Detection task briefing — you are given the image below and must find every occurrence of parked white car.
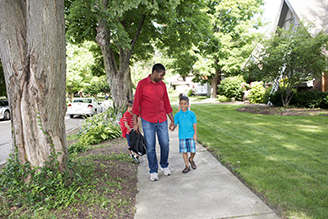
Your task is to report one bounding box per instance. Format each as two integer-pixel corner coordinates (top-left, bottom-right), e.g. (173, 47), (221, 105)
(0, 99), (10, 120)
(67, 98), (103, 118)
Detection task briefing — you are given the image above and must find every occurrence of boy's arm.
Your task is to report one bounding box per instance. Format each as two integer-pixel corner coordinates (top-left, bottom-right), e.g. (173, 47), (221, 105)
(193, 123), (197, 141)
(124, 122), (132, 131)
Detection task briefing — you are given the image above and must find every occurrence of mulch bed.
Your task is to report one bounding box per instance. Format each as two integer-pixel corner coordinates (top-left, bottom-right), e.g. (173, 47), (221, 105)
(236, 105), (328, 116)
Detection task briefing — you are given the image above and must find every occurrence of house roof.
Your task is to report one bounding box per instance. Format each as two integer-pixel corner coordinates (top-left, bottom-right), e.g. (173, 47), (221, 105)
(274, 0), (328, 34)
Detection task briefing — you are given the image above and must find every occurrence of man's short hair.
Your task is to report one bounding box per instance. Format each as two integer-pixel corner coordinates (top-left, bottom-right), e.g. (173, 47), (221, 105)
(179, 96), (189, 103)
(127, 99), (134, 107)
(152, 63), (165, 73)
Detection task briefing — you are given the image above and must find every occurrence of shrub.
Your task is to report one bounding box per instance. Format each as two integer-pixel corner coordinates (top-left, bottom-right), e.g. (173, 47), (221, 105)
(263, 87), (273, 104)
(247, 81), (266, 103)
(218, 76), (245, 101)
(187, 89), (195, 97)
(293, 91), (328, 109)
(77, 107), (123, 146)
(217, 95), (230, 102)
(269, 86), (297, 106)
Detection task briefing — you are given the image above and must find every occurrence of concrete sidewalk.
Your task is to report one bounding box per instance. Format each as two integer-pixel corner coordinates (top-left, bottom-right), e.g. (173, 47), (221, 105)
(135, 129), (280, 219)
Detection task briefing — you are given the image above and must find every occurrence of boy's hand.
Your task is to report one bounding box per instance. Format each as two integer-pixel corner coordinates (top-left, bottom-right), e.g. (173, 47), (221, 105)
(193, 135), (197, 141)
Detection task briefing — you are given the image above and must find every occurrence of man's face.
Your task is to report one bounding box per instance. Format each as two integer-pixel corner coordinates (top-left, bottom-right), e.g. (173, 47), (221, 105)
(179, 100), (189, 112)
(153, 70), (165, 82)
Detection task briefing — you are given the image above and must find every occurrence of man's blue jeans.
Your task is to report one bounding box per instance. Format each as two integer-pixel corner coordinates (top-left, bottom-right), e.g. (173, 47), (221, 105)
(141, 118), (170, 173)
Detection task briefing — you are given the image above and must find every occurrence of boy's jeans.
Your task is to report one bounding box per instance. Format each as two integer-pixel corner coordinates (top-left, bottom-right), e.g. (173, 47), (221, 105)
(141, 118), (170, 173)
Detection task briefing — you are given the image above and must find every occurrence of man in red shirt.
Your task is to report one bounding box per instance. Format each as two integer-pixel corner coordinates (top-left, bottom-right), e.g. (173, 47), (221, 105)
(133, 63), (175, 181)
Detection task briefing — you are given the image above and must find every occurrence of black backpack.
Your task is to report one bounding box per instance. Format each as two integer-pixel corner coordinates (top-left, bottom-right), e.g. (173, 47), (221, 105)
(129, 129), (147, 156)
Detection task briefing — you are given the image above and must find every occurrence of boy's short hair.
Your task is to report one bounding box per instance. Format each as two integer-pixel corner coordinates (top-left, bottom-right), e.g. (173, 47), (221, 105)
(152, 63), (165, 73)
(127, 99), (134, 107)
(179, 96), (189, 103)
(178, 93), (184, 99)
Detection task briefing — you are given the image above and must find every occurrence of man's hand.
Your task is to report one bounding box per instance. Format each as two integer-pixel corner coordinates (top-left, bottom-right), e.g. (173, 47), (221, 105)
(133, 123), (140, 134)
(169, 122), (175, 131)
(193, 134), (197, 141)
(133, 114), (140, 134)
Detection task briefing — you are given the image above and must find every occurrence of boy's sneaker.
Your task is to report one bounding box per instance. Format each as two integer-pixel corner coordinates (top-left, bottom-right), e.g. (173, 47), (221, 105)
(132, 155), (140, 163)
(162, 167), (171, 176)
(182, 166), (190, 173)
(150, 173), (159, 181)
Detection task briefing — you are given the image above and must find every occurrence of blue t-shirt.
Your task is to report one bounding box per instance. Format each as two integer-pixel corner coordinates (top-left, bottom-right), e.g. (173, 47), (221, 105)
(174, 109), (197, 139)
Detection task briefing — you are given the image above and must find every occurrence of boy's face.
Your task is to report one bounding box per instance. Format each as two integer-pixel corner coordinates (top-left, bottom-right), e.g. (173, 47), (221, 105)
(179, 100), (189, 112)
(128, 106), (133, 113)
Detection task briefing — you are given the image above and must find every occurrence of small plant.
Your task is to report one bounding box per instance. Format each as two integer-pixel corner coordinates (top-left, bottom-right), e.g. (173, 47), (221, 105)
(77, 107), (123, 146)
(247, 81), (266, 103)
(187, 89), (195, 97)
(217, 95), (230, 102)
(0, 148), (95, 211)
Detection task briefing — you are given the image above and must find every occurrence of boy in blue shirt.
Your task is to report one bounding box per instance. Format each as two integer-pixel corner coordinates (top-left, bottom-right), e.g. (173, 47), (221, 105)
(174, 96), (197, 173)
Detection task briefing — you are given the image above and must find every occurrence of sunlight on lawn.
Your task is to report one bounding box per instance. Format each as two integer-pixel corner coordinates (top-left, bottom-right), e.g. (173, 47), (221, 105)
(190, 103), (328, 219)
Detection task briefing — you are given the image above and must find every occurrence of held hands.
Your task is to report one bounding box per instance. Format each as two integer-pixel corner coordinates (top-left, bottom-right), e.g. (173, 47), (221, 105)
(169, 122), (176, 131)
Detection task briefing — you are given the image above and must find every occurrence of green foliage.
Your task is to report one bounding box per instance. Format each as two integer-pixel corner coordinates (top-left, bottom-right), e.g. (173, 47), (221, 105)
(77, 107), (123, 146)
(191, 0), (264, 84)
(187, 89), (195, 97)
(217, 95), (230, 102)
(66, 41), (97, 97)
(293, 91), (328, 109)
(83, 76), (110, 97)
(263, 87), (272, 104)
(0, 60), (6, 97)
(68, 143), (87, 154)
(247, 23), (328, 106)
(247, 81), (265, 103)
(0, 148), (94, 211)
(218, 76), (245, 101)
(269, 87), (297, 107)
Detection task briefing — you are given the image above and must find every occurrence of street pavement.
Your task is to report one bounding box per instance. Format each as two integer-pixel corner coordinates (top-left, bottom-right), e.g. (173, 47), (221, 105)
(0, 115), (83, 165)
(134, 128), (280, 219)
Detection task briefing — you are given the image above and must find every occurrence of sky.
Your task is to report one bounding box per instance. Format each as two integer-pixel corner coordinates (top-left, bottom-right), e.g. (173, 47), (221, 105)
(261, 0), (282, 26)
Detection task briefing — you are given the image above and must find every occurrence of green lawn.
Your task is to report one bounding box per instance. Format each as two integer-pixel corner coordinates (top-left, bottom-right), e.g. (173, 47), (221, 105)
(174, 104), (328, 219)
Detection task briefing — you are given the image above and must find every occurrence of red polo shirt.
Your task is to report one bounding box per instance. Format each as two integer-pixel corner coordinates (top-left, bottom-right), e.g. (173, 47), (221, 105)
(132, 75), (172, 123)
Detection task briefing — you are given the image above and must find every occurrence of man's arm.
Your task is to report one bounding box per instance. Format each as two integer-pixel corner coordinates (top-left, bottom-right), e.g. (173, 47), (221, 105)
(133, 114), (139, 134)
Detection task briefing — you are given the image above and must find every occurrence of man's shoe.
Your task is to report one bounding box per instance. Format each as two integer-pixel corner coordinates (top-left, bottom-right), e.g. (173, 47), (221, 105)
(132, 155), (140, 163)
(150, 173), (159, 181)
(182, 166), (190, 173)
(162, 167), (171, 176)
(189, 157), (197, 170)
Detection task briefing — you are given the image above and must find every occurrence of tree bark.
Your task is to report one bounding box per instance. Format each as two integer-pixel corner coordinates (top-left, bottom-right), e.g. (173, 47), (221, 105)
(211, 57), (221, 99)
(95, 1), (145, 107)
(0, 0), (68, 169)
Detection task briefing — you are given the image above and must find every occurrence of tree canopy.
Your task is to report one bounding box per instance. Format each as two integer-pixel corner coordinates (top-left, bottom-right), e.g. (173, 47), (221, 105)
(246, 24), (328, 106)
(65, 0), (210, 106)
(170, 0), (264, 98)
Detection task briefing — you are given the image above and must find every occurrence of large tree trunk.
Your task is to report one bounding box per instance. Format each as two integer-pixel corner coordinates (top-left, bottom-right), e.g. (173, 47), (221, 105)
(210, 58), (221, 99)
(0, 0), (68, 169)
(95, 1), (145, 107)
(96, 20), (133, 107)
